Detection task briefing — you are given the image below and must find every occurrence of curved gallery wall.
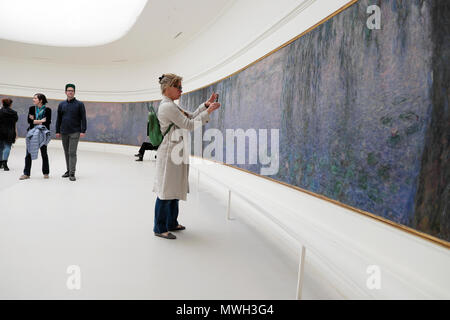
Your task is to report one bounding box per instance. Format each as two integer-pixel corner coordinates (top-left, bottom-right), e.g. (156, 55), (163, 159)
(1, 0), (448, 245)
(179, 0), (449, 244)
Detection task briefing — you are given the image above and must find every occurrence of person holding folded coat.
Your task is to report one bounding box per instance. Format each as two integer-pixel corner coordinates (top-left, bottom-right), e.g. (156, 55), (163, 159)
(19, 93), (51, 180)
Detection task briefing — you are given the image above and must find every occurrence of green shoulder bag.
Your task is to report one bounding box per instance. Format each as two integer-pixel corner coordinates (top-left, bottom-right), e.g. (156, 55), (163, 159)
(148, 105), (173, 147)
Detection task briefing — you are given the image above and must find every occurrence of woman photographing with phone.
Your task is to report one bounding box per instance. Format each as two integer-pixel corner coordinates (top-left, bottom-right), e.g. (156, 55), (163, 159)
(153, 73), (220, 240)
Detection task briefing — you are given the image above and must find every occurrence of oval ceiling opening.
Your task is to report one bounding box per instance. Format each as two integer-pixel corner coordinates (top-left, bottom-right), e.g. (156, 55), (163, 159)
(0, 0), (148, 47)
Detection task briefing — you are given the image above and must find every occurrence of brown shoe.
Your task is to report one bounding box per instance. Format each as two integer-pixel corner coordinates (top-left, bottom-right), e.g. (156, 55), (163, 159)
(169, 225), (186, 231)
(19, 175), (30, 180)
(154, 232), (176, 240)
(44, 175), (49, 179)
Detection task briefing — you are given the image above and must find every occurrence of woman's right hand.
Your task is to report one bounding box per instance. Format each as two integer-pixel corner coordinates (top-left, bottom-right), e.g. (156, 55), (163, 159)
(205, 93), (218, 107)
(29, 115), (34, 120)
(207, 102), (221, 114)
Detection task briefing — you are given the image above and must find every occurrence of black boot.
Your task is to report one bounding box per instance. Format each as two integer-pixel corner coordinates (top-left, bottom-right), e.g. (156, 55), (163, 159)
(0, 161), (3, 169)
(135, 154), (143, 161)
(3, 161), (9, 171)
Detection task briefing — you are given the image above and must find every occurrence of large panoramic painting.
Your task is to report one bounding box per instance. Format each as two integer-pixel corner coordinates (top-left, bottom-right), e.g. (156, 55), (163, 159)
(1, 0), (448, 243)
(179, 0), (449, 243)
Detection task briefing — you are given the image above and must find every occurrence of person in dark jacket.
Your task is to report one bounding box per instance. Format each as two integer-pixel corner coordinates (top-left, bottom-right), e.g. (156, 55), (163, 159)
(134, 116), (158, 161)
(19, 93), (52, 180)
(0, 98), (18, 171)
(55, 83), (87, 182)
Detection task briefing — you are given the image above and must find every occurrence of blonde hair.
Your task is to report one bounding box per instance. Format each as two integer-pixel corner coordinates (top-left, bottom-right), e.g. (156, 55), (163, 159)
(158, 73), (183, 94)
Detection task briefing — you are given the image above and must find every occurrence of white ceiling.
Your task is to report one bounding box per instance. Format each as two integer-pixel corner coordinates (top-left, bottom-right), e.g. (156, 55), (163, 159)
(0, 0), (233, 65)
(0, 0), (148, 47)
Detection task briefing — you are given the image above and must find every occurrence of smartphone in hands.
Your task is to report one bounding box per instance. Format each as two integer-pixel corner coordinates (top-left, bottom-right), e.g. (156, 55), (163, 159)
(215, 93), (219, 102)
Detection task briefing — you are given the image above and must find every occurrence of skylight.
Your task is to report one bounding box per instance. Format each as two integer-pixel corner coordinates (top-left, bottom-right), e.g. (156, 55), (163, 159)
(0, 0), (148, 47)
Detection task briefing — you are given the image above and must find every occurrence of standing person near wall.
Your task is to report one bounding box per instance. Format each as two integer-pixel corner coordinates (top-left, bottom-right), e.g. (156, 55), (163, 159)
(0, 99), (18, 171)
(153, 73), (220, 239)
(19, 94), (52, 180)
(55, 84), (87, 182)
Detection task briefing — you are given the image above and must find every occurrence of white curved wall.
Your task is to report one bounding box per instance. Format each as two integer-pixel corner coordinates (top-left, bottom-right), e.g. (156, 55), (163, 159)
(0, 0), (351, 101)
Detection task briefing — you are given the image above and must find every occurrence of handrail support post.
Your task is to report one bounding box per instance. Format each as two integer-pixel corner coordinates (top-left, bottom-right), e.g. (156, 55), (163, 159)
(296, 245), (306, 300)
(227, 189), (232, 220)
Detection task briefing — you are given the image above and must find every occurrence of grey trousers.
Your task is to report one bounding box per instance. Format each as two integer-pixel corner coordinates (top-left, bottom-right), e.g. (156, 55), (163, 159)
(61, 132), (80, 175)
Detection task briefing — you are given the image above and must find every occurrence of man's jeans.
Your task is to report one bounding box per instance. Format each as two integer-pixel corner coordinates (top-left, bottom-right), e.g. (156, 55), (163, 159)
(61, 132), (80, 175)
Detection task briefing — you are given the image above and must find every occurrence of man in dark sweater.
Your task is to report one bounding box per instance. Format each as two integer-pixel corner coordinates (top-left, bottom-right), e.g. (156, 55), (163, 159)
(55, 84), (87, 181)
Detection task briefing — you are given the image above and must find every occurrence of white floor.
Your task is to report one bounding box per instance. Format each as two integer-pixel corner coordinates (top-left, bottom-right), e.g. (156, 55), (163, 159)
(0, 143), (302, 299)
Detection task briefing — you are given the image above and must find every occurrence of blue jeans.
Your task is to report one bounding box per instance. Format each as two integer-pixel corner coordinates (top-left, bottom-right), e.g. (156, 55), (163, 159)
(0, 141), (12, 161)
(154, 198), (179, 234)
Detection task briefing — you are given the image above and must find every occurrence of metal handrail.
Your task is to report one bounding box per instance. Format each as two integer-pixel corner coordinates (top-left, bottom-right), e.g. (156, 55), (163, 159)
(192, 164), (377, 299)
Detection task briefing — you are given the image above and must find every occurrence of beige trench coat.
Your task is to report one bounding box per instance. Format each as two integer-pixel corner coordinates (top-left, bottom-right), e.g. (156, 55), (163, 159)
(152, 96), (210, 200)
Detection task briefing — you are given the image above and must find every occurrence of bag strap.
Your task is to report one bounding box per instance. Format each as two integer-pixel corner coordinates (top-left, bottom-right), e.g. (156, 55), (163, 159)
(163, 123), (174, 137)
